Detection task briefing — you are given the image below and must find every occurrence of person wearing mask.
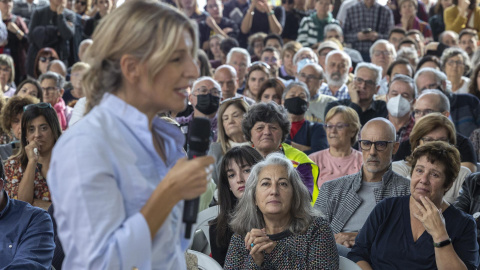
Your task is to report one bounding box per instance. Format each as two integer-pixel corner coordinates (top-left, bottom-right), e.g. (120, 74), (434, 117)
(386, 74), (416, 143)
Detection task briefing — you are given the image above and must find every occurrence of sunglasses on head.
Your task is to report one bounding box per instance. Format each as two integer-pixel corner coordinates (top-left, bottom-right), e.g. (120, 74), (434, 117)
(40, 56), (56, 63)
(23, 102), (53, 112)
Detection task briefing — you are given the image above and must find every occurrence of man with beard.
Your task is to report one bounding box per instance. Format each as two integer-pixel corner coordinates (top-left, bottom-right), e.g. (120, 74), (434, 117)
(320, 50), (351, 100)
(325, 62), (387, 125)
(314, 118), (410, 256)
(458, 29), (478, 60)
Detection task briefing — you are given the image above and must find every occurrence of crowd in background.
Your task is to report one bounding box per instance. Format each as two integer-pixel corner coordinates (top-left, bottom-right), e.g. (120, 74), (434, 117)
(0, 0), (480, 268)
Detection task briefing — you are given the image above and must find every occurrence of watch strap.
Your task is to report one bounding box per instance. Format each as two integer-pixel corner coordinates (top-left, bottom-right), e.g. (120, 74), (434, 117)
(433, 238), (451, 248)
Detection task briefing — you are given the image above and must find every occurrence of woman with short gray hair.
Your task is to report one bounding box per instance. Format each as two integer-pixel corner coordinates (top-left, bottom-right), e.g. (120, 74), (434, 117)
(441, 47), (471, 93)
(224, 153), (338, 269)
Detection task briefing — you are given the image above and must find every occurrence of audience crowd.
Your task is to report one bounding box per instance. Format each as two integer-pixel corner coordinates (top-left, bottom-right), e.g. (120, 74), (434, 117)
(0, 0), (480, 268)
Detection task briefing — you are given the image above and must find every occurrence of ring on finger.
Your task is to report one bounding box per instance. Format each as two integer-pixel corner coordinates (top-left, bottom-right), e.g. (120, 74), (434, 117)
(251, 243), (255, 247)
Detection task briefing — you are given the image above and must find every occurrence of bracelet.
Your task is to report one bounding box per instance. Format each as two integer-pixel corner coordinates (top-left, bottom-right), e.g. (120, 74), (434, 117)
(433, 238), (451, 248)
(267, 10), (274, 16)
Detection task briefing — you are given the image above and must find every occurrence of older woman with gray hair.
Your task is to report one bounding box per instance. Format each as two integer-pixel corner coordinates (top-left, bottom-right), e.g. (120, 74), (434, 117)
(441, 47), (472, 93)
(242, 102), (320, 205)
(282, 81), (328, 155)
(224, 153), (339, 269)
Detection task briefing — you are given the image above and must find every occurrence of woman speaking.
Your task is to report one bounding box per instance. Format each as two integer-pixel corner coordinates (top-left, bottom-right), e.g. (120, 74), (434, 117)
(47, 1), (214, 269)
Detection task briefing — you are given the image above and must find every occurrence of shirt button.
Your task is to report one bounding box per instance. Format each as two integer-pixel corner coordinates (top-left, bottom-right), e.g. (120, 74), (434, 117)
(8, 244), (12, 248)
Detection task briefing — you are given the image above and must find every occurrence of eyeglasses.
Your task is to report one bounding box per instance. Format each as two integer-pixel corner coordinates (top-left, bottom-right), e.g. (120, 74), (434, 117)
(413, 109), (438, 117)
(41, 86), (59, 93)
(262, 57), (278, 63)
(0, 67), (11, 73)
(324, 123), (349, 130)
(193, 86), (221, 97)
(419, 83), (441, 91)
(359, 140), (394, 151)
(420, 137), (449, 143)
(446, 60), (464, 67)
(23, 102), (52, 112)
(299, 73), (322, 81)
(354, 77), (376, 88)
(40, 56), (56, 63)
(373, 50), (392, 57)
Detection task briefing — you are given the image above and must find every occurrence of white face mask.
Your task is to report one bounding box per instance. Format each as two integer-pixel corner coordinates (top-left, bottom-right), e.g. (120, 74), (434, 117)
(296, 58), (314, 74)
(387, 95), (412, 118)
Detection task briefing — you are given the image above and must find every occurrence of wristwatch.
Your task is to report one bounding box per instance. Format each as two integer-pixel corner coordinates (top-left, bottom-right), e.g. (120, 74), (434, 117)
(267, 10), (274, 16)
(433, 238), (451, 248)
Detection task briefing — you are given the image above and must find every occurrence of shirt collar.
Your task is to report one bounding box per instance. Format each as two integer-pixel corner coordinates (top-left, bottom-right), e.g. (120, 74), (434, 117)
(354, 164), (394, 191)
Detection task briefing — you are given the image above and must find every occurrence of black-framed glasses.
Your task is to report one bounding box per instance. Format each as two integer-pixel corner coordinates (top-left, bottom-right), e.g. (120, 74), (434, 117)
(353, 77), (376, 88)
(23, 102), (52, 112)
(359, 140), (394, 151)
(299, 73), (322, 81)
(41, 86), (59, 93)
(325, 123), (350, 130)
(413, 109), (439, 117)
(193, 87), (221, 97)
(40, 56), (56, 63)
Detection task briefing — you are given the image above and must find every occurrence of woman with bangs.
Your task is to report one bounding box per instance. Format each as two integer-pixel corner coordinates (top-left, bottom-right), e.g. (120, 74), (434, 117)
(46, 1), (215, 268)
(33, 48), (59, 79)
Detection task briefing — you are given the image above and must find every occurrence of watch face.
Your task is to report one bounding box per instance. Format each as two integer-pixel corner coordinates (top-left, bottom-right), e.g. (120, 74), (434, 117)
(474, 212), (480, 220)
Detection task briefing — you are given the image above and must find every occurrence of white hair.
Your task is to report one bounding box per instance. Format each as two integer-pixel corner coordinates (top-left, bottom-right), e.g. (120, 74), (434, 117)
(354, 62), (383, 86)
(215, 64), (237, 78)
(325, 50), (352, 70)
(370, 39), (397, 59)
(414, 67), (450, 92)
(226, 47), (251, 67)
(191, 76), (222, 96)
(293, 47), (319, 64)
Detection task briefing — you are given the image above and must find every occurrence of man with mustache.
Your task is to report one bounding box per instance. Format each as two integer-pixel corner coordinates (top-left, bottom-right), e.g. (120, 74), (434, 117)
(314, 118), (410, 256)
(319, 50), (351, 100)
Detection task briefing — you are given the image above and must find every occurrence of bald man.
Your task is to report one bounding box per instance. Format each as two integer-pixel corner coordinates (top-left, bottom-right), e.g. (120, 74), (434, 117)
(214, 65), (255, 105)
(315, 118), (410, 256)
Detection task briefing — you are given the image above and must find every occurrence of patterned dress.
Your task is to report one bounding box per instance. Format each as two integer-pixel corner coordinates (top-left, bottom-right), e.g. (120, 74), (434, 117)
(4, 158), (51, 201)
(224, 217), (339, 269)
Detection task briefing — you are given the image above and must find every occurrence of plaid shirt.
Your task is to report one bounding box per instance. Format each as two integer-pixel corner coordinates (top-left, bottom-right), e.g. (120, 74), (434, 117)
(319, 83), (350, 100)
(395, 115), (415, 143)
(343, 2), (394, 53)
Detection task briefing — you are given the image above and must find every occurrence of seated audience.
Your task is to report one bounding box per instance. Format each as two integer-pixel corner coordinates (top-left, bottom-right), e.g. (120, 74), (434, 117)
(349, 142), (479, 269)
(226, 47), (251, 94)
(441, 47), (472, 94)
(416, 54), (442, 70)
(214, 65), (255, 104)
(386, 75), (416, 143)
(33, 48), (59, 79)
(308, 105), (362, 188)
(296, 0), (338, 47)
(243, 62), (270, 100)
(39, 72), (70, 131)
(247, 32), (267, 62)
(459, 29), (478, 59)
(1, 2), (28, 85)
(396, 0), (432, 39)
(282, 82), (328, 155)
(278, 41), (301, 81)
(63, 62), (89, 106)
(47, 59), (67, 78)
(386, 58), (414, 80)
(4, 102), (61, 210)
(0, 54), (16, 97)
(393, 113), (472, 203)
(14, 79), (43, 101)
(325, 62), (387, 125)
(242, 102), (320, 203)
(394, 89), (478, 173)
(315, 118), (410, 256)
(323, 24), (364, 67)
(263, 33), (283, 51)
(209, 146), (263, 267)
(428, 0), (452, 41)
(316, 40), (341, 70)
(320, 50), (351, 100)
(258, 78), (284, 104)
(414, 67), (480, 138)
(225, 153), (339, 269)
(439, 30), (460, 47)
(260, 47), (281, 77)
(208, 34), (225, 61)
(444, 0), (480, 38)
(0, 162), (55, 268)
(208, 98), (250, 184)
(455, 172), (480, 249)
(0, 95), (39, 158)
(370, 40), (396, 95)
(298, 62), (337, 123)
(388, 27), (407, 50)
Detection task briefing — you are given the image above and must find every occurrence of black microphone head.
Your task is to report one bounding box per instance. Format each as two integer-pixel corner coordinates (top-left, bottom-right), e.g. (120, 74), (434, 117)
(188, 117), (211, 153)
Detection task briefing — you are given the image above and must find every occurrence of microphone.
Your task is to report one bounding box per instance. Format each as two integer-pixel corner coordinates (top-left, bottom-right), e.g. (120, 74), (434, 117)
(183, 117), (211, 238)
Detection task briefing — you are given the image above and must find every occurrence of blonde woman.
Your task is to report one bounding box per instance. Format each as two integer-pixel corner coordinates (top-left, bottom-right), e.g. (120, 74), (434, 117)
(47, 1), (214, 268)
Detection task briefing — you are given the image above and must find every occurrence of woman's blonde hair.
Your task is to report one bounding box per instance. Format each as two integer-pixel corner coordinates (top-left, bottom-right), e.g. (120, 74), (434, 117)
(82, 0), (198, 113)
(0, 54), (15, 84)
(325, 105), (361, 146)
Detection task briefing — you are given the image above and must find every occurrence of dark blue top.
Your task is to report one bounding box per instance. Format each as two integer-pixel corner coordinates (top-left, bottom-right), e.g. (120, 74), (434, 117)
(348, 196), (479, 270)
(286, 120), (328, 155)
(0, 191), (55, 269)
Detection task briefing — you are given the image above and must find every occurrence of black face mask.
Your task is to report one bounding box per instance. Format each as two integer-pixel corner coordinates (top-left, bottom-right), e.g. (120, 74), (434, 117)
(195, 94), (220, 115)
(283, 97), (308, 115)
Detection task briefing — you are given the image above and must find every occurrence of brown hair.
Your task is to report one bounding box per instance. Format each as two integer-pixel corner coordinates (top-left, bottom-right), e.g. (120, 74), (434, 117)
(408, 113), (456, 152)
(409, 141), (460, 190)
(257, 78), (285, 103)
(0, 95), (39, 134)
(245, 64), (270, 100)
(217, 98), (249, 154)
(33, 48), (59, 79)
(468, 63), (480, 100)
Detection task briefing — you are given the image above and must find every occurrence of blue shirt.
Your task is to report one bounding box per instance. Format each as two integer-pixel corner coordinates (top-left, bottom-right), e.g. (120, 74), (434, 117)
(47, 94), (190, 269)
(319, 83), (350, 100)
(348, 196), (479, 269)
(0, 191), (54, 269)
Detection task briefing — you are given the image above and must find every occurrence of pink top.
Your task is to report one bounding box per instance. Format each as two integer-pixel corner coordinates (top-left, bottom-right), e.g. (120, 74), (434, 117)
(308, 148), (363, 189)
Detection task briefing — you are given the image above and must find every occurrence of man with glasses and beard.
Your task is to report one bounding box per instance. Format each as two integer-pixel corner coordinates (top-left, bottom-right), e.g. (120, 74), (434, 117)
(314, 118), (410, 257)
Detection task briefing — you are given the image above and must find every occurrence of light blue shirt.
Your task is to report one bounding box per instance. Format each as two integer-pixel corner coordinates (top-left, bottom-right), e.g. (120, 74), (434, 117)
(47, 93), (189, 269)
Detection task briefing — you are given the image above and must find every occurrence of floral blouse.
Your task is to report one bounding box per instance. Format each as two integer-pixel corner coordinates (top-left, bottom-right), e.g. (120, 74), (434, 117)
(4, 158), (51, 201)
